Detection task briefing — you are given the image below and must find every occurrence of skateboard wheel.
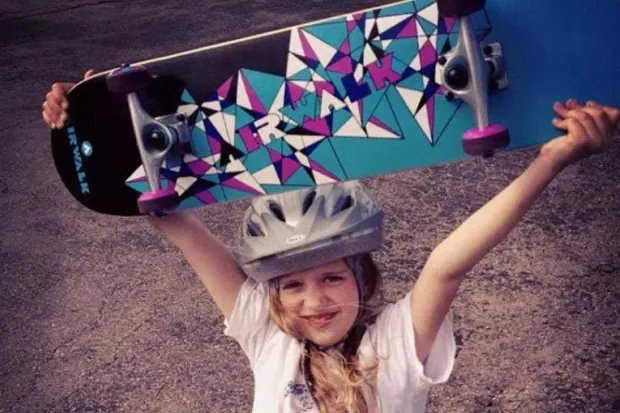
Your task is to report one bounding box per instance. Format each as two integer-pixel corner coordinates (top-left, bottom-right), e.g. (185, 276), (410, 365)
(137, 187), (180, 214)
(437, 0), (486, 17)
(462, 124), (510, 156)
(106, 64), (151, 94)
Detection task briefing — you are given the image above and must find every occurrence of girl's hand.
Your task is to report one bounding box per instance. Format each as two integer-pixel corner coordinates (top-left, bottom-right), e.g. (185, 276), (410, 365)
(542, 99), (620, 169)
(42, 69), (95, 129)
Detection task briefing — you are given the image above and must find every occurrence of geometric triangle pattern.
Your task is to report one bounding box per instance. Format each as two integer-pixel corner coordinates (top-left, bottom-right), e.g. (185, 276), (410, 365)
(126, 1), (491, 207)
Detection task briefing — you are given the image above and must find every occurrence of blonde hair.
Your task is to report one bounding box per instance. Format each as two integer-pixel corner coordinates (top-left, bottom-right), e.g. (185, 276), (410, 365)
(267, 253), (385, 413)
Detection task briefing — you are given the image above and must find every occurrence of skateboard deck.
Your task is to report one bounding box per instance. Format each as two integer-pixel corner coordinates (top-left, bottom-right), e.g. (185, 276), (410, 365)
(51, 0), (620, 216)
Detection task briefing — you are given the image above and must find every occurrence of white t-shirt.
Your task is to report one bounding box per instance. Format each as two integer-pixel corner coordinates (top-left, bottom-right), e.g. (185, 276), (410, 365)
(224, 279), (456, 413)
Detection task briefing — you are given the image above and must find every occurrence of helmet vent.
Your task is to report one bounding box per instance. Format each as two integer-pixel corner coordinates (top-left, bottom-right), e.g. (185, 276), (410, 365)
(247, 219), (264, 236)
(268, 202), (286, 222)
(302, 190), (316, 214)
(333, 194), (353, 215)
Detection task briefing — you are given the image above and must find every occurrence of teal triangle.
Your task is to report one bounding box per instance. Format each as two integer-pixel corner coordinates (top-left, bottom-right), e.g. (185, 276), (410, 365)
(235, 106), (256, 129)
(222, 185), (254, 202)
(196, 111), (206, 122)
(191, 126), (211, 158)
(243, 146), (273, 174)
(223, 104), (236, 115)
(241, 69), (285, 111)
(417, 15), (437, 37)
(361, 85), (389, 125)
(325, 71), (347, 98)
(281, 142), (294, 157)
(414, 0), (436, 11)
(290, 68), (313, 81)
(398, 71), (425, 92)
(307, 140), (346, 180)
(386, 38), (419, 68)
(349, 26), (366, 56)
(369, 91), (402, 136)
(280, 92), (318, 125)
(209, 185), (226, 202)
(233, 132), (248, 154)
(286, 167), (315, 186)
(181, 89), (196, 104)
(303, 19), (348, 49)
(201, 173), (220, 184)
(378, 2), (416, 16)
(179, 196), (208, 210)
(436, 33), (451, 55)
(332, 108), (354, 133)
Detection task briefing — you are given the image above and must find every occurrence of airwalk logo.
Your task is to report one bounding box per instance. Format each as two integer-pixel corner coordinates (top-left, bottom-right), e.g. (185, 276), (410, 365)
(67, 126), (90, 194)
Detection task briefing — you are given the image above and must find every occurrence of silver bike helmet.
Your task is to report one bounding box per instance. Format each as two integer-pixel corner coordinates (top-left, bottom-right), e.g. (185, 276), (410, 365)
(237, 180), (384, 282)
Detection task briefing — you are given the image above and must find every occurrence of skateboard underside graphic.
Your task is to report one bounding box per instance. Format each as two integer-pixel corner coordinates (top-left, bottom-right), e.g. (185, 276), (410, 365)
(123, 1), (491, 209)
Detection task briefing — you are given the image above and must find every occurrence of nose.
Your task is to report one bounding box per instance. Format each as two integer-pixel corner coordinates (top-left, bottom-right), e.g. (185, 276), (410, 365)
(303, 283), (329, 311)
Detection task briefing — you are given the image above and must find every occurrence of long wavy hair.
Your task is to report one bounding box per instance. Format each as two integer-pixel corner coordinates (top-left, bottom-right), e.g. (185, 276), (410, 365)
(267, 253), (385, 413)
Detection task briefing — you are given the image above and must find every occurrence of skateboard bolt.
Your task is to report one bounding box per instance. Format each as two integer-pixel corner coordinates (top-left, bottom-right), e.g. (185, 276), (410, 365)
(483, 45), (493, 56)
(446, 65), (469, 90)
(438, 55), (447, 66)
(148, 131), (168, 151)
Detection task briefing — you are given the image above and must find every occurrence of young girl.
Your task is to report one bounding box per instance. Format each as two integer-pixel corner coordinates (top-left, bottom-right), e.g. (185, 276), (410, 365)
(42, 71), (619, 412)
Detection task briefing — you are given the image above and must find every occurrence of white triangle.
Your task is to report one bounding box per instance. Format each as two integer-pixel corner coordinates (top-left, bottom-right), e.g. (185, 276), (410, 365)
(292, 79), (315, 93)
(209, 112), (235, 145)
(254, 164), (281, 185)
(231, 171), (265, 194)
(376, 14), (410, 34)
(284, 134), (325, 150)
(396, 87), (424, 115)
(236, 72), (252, 111)
(269, 83), (287, 114)
(201, 101), (221, 111)
(175, 176), (198, 192)
(410, 53), (421, 71)
(365, 18), (376, 38)
(418, 3), (439, 26)
(295, 151), (310, 168)
(354, 64), (364, 82)
(205, 166), (219, 175)
(335, 116), (368, 137)
(224, 157), (246, 173)
(178, 104), (199, 117)
(184, 154), (199, 163)
(363, 43), (378, 66)
(301, 29), (338, 68)
(311, 70), (327, 82)
(127, 165), (146, 182)
(381, 40), (393, 50)
(366, 121), (400, 139)
(415, 104), (432, 143)
(313, 170), (337, 185)
(344, 97), (363, 124)
(202, 154), (221, 165)
(286, 52), (309, 78)
(320, 91), (347, 117)
(289, 29), (304, 56)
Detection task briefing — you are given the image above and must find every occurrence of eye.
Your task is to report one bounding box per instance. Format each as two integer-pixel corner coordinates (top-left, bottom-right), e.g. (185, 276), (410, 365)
(281, 280), (303, 290)
(324, 274), (344, 283)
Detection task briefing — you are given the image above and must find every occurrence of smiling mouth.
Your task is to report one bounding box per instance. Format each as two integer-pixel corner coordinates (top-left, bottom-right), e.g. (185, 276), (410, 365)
(303, 311), (339, 328)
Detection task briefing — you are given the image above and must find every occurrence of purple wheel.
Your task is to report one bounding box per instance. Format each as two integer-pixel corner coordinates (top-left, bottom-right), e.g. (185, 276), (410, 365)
(137, 187), (180, 215)
(106, 64), (151, 94)
(437, 0), (486, 17)
(462, 124), (510, 157)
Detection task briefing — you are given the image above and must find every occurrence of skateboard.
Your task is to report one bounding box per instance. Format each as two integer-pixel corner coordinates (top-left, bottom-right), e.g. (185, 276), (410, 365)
(51, 0), (620, 216)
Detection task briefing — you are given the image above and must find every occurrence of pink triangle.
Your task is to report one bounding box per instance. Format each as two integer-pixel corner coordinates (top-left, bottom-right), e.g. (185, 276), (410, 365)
(398, 18), (417, 38)
(197, 190), (217, 204)
(280, 158), (302, 183)
(240, 72), (268, 114)
(222, 176), (262, 195)
(303, 117), (331, 136)
(309, 160), (338, 180)
(369, 116), (397, 135)
(217, 77), (233, 99)
(328, 56), (354, 75)
(239, 125), (260, 152)
(314, 81), (336, 97)
(347, 19), (358, 33)
(268, 148), (283, 163)
(298, 30), (320, 62)
(287, 82), (307, 106)
(420, 40), (437, 68)
(445, 17), (456, 33)
(208, 136), (221, 155)
(187, 159), (212, 176)
(339, 39), (351, 55)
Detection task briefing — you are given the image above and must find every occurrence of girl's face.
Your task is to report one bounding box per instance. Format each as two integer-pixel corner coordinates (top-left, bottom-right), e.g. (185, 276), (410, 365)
(277, 259), (360, 347)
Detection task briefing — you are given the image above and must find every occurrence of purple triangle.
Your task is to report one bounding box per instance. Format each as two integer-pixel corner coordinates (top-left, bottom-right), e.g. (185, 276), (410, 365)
(309, 160), (338, 180)
(208, 136), (222, 155)
(419, 40), (437, 68)
(187, 159), (212, 176)
(398, 18), (417, 38)
(241, 72), (267, 114)
(197, 190), (217, 204)
(303, 117), (331, 136)
(217, 77), (233, 99)
(268, 148), (283, 163)
(239, 125), (260, 152)
(222, 176), (262, 195)
(280, 158), (302, 183)
(328, 56), (354, 75)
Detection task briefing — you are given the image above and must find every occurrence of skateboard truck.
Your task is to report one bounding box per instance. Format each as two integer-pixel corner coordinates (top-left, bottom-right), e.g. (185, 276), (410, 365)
(437, 0), (510, 158)
(106, 64), (191, 214)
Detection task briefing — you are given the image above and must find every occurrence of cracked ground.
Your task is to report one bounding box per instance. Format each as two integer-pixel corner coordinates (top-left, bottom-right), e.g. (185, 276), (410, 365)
(1, 1), (620, 412)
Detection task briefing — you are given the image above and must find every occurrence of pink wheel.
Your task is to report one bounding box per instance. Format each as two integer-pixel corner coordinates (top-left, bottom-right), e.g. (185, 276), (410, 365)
(462, 124), (510, 157)
(137, 187), (180, 214)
